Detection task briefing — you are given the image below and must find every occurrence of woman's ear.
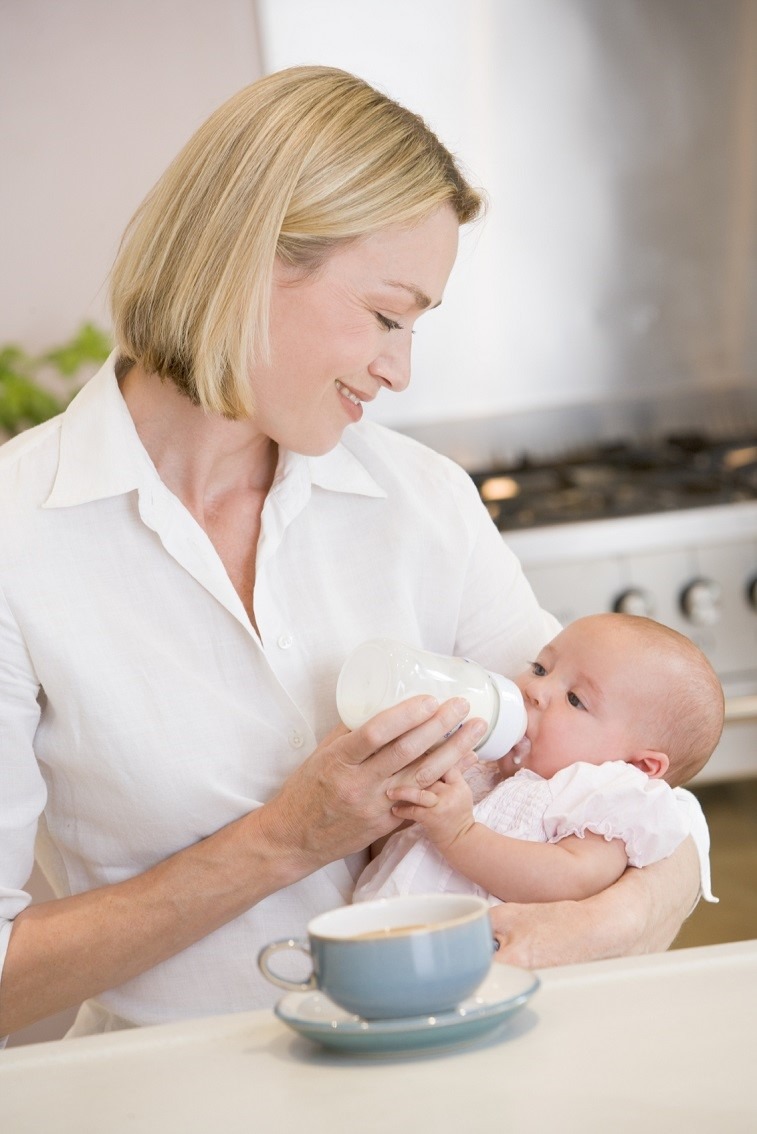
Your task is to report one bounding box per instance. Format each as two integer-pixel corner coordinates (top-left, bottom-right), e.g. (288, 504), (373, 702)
(628, 749), (670, 779)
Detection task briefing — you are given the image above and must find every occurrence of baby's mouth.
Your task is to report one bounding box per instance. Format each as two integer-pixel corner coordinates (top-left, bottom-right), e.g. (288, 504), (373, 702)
(509, 735), (532, 767)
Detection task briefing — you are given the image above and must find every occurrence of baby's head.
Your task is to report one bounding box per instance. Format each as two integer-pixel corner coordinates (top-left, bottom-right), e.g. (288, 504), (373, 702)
(506, 613), (724, 787)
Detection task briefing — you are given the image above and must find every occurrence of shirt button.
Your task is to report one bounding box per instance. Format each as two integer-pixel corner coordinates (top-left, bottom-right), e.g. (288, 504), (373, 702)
(277, 633), (293, 650)
(289, 731), (304, 749)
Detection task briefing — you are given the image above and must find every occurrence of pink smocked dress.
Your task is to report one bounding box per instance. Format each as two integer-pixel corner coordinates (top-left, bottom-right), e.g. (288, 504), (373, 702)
(353, 761), (701, 904)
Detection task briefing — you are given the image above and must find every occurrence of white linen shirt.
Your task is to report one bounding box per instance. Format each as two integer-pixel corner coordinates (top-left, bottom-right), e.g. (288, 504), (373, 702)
(0, 355), (568, 1034)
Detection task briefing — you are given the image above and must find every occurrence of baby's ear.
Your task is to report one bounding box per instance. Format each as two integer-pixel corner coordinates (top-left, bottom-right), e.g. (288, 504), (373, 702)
(628, 749), (670, 779)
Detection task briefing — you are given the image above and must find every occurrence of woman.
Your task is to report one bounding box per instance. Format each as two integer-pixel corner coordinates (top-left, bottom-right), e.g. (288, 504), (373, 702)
(0, 67), (705, 1038)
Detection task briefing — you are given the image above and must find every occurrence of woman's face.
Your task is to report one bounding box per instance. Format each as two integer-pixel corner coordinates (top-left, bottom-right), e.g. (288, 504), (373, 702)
(250, 205), (460, 455)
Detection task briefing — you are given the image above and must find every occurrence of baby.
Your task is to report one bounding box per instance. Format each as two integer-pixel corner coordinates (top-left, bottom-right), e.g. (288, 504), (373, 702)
(353, 613), (725, 905)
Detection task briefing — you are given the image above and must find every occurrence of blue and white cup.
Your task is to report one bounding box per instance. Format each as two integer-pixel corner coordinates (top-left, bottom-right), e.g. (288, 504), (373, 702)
(257, 894), (495, 1020)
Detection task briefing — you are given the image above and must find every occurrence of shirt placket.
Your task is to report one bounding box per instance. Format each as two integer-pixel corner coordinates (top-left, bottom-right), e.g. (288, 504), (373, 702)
(137, 458), (319, 757)
(252, 459), (317, 754)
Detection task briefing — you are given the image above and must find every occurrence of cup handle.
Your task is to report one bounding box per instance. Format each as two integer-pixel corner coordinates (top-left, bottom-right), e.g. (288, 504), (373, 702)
(257, 937), (318, 992)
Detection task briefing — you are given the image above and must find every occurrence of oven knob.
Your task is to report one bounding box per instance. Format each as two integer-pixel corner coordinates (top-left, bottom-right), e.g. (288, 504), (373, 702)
(680, 578), (722, 625)
(612, 588), (655, 618)
(748, 576), (757, 611)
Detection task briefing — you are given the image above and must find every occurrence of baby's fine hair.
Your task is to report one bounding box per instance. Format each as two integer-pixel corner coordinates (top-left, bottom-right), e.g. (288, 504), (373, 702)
(607, 614), (725, 786)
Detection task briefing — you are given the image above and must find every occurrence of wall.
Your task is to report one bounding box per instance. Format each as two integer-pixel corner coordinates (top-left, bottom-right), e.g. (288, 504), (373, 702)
(4, 1), (754, 428)
(259, 0), (757, 430)
(0, 0), (262, 351)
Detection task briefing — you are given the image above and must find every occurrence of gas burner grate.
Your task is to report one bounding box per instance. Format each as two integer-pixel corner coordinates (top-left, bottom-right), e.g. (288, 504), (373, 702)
(472, 431), (757, 531)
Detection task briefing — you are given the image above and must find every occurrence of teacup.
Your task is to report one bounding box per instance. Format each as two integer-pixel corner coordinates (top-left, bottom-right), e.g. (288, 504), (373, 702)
(257, 893), (495, 1019)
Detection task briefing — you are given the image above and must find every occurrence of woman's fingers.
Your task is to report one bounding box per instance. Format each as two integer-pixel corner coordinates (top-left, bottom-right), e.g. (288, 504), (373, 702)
(338, 695), (472, 770)
(335, 695), (439, 764)
(441, 764), (464, 786)
(263, 697), (486, 867)
(336, 691), (487, 798)
(388, 716), (487, 793)
(387, 784), (439, 808)
(488, 900), (593, 969)
(390, 802), (429, 822)
(268, 698), (486, 864)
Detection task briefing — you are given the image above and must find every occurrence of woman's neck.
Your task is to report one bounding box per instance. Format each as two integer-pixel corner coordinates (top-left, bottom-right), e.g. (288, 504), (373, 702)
(118, 364), (278, 510)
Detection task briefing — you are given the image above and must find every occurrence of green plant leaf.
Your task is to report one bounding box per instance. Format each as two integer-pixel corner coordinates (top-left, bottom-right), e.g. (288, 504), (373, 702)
(0, 374), (63, 433)
(43, 322), (112, 376)
(0, 345), (34, 382)
(0, 324), (111, 436)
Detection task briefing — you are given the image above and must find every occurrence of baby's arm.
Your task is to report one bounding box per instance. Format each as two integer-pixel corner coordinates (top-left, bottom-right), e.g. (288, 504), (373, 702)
(388, 768), (628, 903)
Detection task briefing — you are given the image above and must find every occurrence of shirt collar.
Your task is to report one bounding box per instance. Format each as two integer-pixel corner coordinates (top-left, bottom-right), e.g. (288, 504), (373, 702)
(307, 439), (387, 499)
(44, 353), (387, 509)
(44, 352), (158, 509)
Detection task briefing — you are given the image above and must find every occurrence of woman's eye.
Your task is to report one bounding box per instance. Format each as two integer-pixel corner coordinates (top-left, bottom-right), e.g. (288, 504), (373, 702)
(375, 313), (403, 331)
(567, 691), (585, 710)
(530, 662), (546, 677)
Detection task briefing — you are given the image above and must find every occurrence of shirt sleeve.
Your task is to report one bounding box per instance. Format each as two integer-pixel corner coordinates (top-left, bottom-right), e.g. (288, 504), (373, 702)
(671, 784), (717, 903)
(541, 761), (692, 869)
(449, 471), (561, 676)
(0, 579), (47, 1014)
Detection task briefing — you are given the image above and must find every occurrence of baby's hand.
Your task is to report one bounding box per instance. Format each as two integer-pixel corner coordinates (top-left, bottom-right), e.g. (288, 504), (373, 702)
(386, 766), (475, 851)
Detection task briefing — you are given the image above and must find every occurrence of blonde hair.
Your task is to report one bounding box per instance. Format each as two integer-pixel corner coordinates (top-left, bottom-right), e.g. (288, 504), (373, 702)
(596, 614), (725, 787)
(109, 66), (483, 418)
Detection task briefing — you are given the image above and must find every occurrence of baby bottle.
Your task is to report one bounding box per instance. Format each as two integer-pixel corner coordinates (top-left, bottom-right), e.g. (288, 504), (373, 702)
(336, 638), (527, 761)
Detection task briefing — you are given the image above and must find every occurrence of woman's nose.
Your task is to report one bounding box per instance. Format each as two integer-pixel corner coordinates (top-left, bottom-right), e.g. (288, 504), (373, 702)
(368, 333), (412, 392)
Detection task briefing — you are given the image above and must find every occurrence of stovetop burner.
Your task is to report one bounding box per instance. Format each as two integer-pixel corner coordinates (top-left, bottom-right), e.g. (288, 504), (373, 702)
(472, 432), (757, 531)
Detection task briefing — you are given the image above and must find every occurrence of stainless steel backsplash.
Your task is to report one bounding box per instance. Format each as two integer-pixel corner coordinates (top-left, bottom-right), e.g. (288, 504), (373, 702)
(557, 0), (757, 397)
(398, 0), (757, 451)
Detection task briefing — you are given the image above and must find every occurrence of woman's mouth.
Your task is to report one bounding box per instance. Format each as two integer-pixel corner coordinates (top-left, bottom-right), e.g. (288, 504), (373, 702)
(335, 379), (362, 407)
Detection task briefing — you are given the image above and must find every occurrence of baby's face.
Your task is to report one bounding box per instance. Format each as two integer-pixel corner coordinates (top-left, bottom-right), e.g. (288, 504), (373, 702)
(502, 618), (660, 780)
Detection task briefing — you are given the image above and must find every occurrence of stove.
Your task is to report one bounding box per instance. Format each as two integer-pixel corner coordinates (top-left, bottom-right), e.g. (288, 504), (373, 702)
(402, 394), (757, 784)
(467, 431), (757, 784)
(472, 433), (757, 532)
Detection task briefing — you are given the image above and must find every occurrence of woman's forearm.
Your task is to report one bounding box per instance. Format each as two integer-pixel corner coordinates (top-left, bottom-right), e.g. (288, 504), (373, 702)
(0, 808), (308, 1036)
(598, 833), (701, 953)
(0, 699), (486, 1036)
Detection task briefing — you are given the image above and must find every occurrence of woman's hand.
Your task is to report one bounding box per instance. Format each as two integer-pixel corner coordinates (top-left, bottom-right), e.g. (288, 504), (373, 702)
(0, 698), (485, 1037)
(257, 696), (488, 872)
(489, 836), (701, 969)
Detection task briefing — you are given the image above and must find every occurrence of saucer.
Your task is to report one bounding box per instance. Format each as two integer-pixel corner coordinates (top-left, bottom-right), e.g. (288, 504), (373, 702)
(274, 963), (539, 1055)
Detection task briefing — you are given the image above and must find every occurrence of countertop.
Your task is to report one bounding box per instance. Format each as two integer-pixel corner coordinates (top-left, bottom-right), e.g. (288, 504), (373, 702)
(2, 940), (754, 1133)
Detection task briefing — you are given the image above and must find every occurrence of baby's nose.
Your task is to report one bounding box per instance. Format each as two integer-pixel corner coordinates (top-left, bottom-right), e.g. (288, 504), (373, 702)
(523, 678), (547, 707)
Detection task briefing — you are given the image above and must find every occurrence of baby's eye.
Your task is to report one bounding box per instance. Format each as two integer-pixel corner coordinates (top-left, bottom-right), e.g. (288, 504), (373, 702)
(530, 661), (547, 677)
(375, 313), (403, 331)
(567, 691), (586, 710)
